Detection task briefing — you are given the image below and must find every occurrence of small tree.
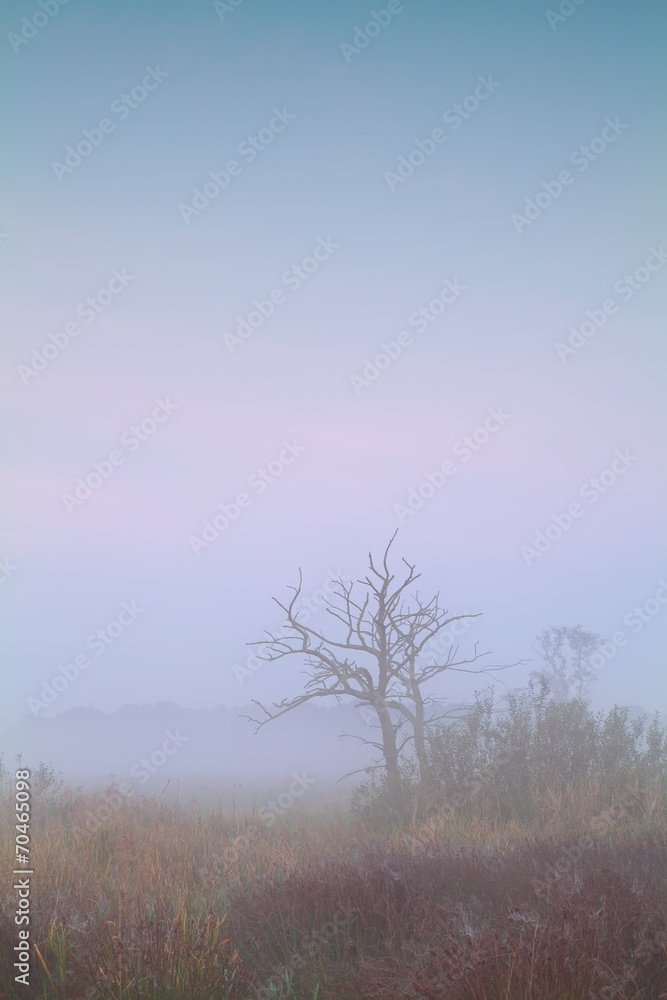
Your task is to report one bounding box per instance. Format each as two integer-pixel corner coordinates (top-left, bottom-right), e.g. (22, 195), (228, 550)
(530, 625), (604, 702)
(244, 533), (517, 802)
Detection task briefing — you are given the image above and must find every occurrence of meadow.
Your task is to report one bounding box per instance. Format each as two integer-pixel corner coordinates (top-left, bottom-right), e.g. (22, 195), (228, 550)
(1, 767), (666, 999)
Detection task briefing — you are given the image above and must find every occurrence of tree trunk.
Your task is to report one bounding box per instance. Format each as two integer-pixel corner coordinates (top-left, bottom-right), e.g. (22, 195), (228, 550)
(406, 667), (433, 787)
(376, 704), (402, 800)
(412, 694), (433, 787)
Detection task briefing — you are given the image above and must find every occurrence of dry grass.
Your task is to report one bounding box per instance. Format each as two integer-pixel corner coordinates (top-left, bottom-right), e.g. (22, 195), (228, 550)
(1, 781), (666, 999)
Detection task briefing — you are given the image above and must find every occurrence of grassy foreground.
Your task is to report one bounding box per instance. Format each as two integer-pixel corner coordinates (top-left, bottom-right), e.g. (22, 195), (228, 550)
(1, 781), (666, 999)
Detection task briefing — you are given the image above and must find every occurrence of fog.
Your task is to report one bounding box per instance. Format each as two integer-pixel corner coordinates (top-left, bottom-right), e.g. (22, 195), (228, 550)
(2, 0), (666, 796)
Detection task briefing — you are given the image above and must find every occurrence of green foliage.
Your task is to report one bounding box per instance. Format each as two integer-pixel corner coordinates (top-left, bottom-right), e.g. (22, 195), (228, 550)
(424, 679), (667, 819)
(355, 678), (667, 823)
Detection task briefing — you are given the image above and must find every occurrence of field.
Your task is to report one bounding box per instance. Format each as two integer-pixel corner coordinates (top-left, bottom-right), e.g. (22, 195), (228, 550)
(1, 777), (666, 999)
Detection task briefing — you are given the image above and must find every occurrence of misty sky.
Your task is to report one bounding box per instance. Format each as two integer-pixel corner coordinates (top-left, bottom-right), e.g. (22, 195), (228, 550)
(1, 0), (666, 735)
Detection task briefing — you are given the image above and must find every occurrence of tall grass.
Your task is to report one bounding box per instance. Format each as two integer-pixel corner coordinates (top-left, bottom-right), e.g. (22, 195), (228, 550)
(1, 776), (666, 999)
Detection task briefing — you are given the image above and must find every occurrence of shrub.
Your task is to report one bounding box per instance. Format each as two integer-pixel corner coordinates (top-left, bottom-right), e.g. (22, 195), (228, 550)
(425, 680), (667, 820)
(354, 680), (667, 823)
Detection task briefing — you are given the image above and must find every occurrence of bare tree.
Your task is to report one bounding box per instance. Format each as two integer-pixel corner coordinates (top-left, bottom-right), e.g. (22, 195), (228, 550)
(530, 625), (604, 702)
(244, 533), (517, 800)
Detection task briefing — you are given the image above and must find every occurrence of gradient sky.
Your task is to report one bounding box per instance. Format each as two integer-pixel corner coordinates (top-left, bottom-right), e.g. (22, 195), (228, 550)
(1, 0), (666, 735)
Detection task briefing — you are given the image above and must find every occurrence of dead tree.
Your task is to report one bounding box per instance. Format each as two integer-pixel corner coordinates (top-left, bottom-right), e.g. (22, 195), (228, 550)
(244, 532), (516, 801)
(530, 625), (604, 702)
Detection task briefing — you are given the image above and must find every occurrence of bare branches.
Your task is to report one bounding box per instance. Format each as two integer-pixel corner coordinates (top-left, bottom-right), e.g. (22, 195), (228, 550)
(530, 625), (603, 702)
(242, 533), (519, 793)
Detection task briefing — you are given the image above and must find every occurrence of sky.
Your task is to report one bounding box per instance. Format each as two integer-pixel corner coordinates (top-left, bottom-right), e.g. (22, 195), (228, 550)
(1, 0), (666, 739)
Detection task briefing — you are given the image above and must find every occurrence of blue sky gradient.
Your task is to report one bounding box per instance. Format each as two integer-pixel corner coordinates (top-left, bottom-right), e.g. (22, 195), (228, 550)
(1, 0), (666, 731)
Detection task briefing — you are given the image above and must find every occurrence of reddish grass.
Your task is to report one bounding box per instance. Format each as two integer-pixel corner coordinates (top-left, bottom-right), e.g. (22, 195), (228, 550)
(1, 784), (666, 999)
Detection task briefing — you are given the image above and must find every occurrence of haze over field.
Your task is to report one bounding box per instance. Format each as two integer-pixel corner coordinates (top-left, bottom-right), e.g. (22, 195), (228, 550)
(1, 0), (666, 767)
(3, 7), (667, 999)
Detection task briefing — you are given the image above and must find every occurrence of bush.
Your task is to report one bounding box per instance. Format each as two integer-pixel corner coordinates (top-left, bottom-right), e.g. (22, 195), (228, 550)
(425, 679), (667, 820)
(354, 680), (667, 823)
